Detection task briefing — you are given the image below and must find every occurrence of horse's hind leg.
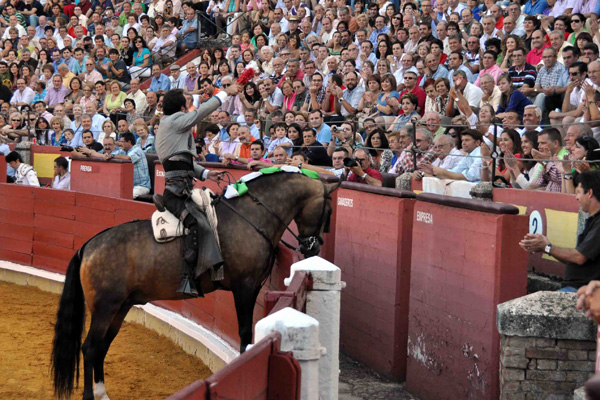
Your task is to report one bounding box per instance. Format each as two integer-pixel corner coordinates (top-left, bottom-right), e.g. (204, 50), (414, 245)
(93, 302), (133, 400)
(81, 306), (119, 400)
(233, 283), (262, 353)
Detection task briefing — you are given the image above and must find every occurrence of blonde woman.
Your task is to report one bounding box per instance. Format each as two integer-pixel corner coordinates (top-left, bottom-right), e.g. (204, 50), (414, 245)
(98, 119), (117, 143)
(103, 80), (127, 117)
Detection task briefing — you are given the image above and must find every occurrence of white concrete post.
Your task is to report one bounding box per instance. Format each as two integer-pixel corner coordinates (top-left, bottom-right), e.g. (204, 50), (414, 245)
(254, 307), (322, 400)
(284, 256), (344, 400)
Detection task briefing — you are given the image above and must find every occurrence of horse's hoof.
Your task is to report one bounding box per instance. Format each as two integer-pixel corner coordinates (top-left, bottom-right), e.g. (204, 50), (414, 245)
(93, 382), (110, 400)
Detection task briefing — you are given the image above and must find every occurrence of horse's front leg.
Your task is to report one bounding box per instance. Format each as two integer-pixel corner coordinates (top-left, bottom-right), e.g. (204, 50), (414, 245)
(233, 284), (262, 352)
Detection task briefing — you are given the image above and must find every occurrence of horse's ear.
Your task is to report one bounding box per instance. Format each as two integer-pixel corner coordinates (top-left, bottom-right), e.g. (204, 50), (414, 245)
(326, 179), (342, 195)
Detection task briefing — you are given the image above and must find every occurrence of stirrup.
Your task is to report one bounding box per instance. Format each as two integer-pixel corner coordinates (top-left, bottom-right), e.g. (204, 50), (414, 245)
(177, 275), (199, 297)
(153, 193), (166, 212)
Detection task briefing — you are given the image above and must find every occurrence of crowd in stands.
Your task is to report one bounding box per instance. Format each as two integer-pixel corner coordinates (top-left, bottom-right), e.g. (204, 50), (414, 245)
(2, 0), (600, 193)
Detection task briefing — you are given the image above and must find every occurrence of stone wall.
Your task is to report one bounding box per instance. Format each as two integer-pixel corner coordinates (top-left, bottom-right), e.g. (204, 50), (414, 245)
(497, 291), (597, 400)
(499, 336), (595, 400)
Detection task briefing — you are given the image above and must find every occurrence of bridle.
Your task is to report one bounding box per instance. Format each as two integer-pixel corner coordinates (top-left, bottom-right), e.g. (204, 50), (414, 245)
(213, 172), (331, 256)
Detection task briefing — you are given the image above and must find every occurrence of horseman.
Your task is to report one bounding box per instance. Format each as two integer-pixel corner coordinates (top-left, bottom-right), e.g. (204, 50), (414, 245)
(155, 84), (241, 297)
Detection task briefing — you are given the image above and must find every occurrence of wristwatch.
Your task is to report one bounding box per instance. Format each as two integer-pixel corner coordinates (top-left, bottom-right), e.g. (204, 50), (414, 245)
(361, 173), (367, 180)
(544, 243), (553, 255)
(235, 156), (239, 161)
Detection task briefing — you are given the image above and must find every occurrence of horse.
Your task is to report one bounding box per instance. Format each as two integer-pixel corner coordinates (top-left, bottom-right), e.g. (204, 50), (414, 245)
(51, 171), (340, 400)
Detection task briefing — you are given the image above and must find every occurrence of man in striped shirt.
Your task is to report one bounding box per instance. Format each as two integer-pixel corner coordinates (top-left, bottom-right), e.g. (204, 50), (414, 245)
(508, 47), (537, 97)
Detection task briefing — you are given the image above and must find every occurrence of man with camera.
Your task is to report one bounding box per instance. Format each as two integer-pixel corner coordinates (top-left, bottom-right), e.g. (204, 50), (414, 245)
(345, 148), (383, 186)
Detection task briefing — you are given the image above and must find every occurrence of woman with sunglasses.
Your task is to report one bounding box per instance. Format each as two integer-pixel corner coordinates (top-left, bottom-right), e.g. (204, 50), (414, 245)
(2, 112), (30, 142)
(568, 14), (588, 45)
(128, 36), (152, 79)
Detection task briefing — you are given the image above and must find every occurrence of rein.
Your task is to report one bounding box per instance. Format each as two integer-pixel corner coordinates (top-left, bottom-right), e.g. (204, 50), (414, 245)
(212, 171), (330, 255)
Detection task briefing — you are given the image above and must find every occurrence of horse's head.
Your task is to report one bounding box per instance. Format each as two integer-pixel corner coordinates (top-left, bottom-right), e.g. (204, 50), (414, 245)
(295, 179), (341, 258)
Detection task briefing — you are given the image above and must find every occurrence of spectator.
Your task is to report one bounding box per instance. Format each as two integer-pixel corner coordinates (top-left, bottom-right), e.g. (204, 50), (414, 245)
(300, 126), (331, 166)
(6, 151), (39, 186)
(560, 137), (600, 194)
(72, 129), (104, 157)
(52, 156), (70, 190)
(391, 93), (421, 131)
(520, 170), (600, 291)
(529, 128), (567, 192)
(421, 129), (483, 183)
(496, 74), (533, 118)
(103, 80), (127, 116)
(533, 47), (569, 122)
(230, 140), (272, 169)
(44, 74), (69, 107)
(135, 122), (155, 153)
(474, 50), (503, 87)
(109, 131), (151, 199)
(106, 48), (130, 84)
(390, 127), (436, 175)
(149, 64), (170, 94)
(10, 78), (34, 106)
(519, 105), (543, 136)
(345, 148), (383, 186)
(128, 36), (152, 79)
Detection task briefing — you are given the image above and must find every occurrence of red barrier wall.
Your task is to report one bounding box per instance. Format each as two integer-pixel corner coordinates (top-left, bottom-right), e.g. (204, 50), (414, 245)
(334, 182), (416, 380)
(493, 188), (579, 277)
(0, 155), (5, 183)
(406, 195), (528, 400)
(30, 145), (71, 186)
(70, 157), (134, 200)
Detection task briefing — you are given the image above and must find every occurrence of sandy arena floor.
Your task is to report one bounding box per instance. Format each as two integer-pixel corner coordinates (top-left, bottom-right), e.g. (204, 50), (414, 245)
(0, 281), (212, 400)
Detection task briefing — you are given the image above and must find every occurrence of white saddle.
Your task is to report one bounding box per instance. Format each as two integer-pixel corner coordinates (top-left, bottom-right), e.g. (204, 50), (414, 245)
(151, 188), (219, 244)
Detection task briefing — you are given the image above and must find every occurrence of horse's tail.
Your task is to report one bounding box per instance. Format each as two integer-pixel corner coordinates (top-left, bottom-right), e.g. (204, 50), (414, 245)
(51, 249), (86, 399)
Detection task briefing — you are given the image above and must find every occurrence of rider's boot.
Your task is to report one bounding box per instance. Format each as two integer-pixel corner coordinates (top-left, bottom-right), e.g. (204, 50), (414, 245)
(178, 223), (200, 297)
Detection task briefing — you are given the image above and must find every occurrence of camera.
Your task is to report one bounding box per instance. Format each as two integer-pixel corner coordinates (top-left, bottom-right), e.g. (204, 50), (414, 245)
(343, 157), (359, 168)
(60, 146), (74, 152)
(332, 126), (340, 132)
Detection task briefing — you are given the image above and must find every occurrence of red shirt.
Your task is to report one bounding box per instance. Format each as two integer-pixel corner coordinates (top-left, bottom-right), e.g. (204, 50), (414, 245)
(496, 16), (504, 30)
(347, 167), (383, 184)
(398, 86), (426, 116)
(526, 44), (548, 66)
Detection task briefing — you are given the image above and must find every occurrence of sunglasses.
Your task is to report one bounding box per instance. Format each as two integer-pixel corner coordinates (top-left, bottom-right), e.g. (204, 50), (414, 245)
(354, 158), (367, 162)
(572, 19), (581, 23)
(222, 84), (231, 88)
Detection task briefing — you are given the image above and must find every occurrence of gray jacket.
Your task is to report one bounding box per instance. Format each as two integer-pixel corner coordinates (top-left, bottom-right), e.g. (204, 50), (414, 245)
(156, 95), (223, 179)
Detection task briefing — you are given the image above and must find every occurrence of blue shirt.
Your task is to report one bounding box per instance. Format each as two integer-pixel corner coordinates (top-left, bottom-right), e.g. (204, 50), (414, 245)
(316, 124), (332, 145)
(33, 89), (47, 104)
(497, 90), (533, 116)
(127, 145), (151, 189)
(524, 0), (549, 15)
(369, 26), (390, 46)
(149, 73), (171, 92)
(181, 16), (198, 39)
(449, 146), (482, 182)
(64, 57), (78, 72)
(71, 57), (87, 75)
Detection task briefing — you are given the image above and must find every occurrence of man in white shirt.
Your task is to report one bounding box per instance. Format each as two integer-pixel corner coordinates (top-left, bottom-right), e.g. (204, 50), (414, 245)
(6, 151), (39, 187)
(52, 156), (70, 190)
(10, 79), (35, 107)
(126, 79), (148, 114)
(169, 64), (187, 89)
(152, 26), (177, 64)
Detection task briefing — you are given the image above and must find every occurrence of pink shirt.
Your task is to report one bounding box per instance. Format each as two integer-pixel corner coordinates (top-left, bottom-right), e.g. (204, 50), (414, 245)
(474, 64), (503, 87)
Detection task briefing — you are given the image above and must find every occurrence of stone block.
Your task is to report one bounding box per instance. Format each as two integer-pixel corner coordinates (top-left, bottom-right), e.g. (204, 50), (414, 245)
(502, 393), (526, 400)
(526, 370), (567, 381)
(497, 292), (595, 341)
(558, 340), (597, 350)
(537, 338), (558, 348)
(506, 336), (536, 348)
(503, 368), (526, 381)
(528, 273), (562, 294)
(502, 381), (522, 393)
(502, 354), (529, 369)
(504, 346), (526, 356)
(521, 380), (577, 393)
(502, 393), (525, 400)
(574, 386), (586, 400)
(537, 359), (557, 370)
(558, 361), (596, 372)
(528, 359), (537, 370)
(588, 351), (596, 361)
(526, 348), (568, 360)
(566, 371), (594, 383)
(568, 350), (589, 361)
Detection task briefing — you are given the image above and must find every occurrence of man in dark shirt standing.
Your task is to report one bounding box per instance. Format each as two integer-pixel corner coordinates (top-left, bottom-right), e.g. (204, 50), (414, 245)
(521, 171), (600, 291)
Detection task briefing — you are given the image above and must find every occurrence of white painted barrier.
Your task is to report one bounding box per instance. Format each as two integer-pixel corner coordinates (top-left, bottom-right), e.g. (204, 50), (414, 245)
(255, 307), (322, 400)
(284, 256), (344, 400)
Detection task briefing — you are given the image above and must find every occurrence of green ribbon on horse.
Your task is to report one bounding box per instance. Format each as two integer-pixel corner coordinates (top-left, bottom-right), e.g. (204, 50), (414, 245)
(224, 166), (319, 199)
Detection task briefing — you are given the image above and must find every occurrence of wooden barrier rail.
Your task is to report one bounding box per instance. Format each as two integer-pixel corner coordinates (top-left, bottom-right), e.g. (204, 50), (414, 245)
(406, 192), (528, 400)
